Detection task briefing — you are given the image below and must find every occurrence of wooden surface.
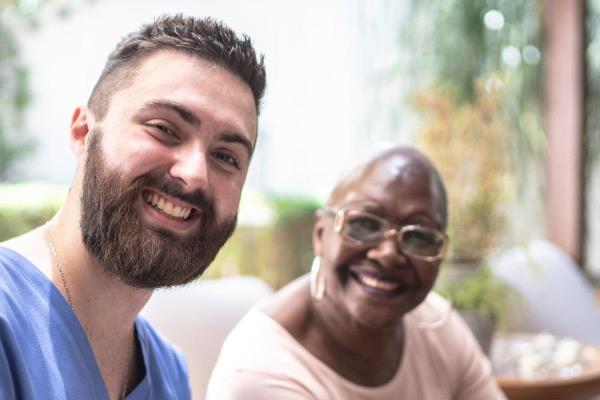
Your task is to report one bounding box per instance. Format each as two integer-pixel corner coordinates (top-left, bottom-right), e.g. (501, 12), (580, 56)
(545, 0), (585, 263)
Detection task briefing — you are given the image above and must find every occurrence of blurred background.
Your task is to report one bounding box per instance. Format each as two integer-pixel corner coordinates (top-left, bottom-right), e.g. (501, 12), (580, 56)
(1, 1), (600, 398)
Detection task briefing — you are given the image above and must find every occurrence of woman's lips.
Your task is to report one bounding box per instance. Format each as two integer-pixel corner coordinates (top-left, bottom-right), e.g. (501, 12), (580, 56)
(356, 272), (401, 291)
(348, 265), (410, 298)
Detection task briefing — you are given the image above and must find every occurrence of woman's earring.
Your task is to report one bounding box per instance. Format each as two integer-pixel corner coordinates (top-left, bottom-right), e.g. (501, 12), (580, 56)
(310, 256), (326, 300)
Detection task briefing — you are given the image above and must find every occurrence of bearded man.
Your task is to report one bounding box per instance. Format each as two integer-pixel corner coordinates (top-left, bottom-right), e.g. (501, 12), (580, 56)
(0, 14), (266, 400)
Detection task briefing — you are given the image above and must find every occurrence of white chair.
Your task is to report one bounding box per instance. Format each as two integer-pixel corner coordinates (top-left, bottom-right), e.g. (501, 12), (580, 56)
(491, 240), (600, 345)
(141, 277), (273, 399)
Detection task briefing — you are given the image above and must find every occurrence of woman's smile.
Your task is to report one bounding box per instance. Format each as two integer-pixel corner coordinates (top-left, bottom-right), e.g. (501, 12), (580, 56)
(347, 263), (414, 299)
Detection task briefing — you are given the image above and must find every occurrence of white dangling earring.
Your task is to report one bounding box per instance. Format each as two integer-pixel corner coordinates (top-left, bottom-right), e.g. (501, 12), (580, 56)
(310, 256), (326, 300)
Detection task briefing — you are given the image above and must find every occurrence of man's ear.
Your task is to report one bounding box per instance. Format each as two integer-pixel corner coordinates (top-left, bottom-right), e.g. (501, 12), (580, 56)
(312, 214), (326, 257)
(70, 106), (95, 161)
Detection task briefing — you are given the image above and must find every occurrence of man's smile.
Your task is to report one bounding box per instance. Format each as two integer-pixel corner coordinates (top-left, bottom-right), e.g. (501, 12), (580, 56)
(143, 189), (194, 220)
(140, 188), (202, 232)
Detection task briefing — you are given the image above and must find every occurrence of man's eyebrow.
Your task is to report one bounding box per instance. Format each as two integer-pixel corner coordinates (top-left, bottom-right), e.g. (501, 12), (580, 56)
(217, 131), (254, 158)
(142, 99), (254, 157)
(143, 100), (200, 128)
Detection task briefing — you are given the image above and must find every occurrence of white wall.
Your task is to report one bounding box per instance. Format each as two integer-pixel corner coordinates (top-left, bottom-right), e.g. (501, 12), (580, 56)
(9, 0), (414, 199)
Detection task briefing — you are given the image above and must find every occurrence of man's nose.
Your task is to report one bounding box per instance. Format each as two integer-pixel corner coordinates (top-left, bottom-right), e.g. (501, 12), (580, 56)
(169, 148), (210, 191)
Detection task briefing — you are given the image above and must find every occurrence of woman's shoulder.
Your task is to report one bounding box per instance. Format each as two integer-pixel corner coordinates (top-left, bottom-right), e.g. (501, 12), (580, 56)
(207, 306), (328, 399)
(406, 291), (453, 328)
(404, 292), (480, 356)
(222, 275), (313, 367)
(259, 275), (312, 336)
(405, 294), (491, 369)
(210, 271), (307, 368)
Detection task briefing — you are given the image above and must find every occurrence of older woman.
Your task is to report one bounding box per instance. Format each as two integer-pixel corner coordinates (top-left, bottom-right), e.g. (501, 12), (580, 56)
(207, 146), (506, 399)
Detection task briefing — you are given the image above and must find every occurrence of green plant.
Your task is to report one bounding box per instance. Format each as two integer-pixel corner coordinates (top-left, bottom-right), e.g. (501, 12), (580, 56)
(413, 79), (519, 332)
(204, 193), (320, 289)
(0, 21), (33, 180)
(0, 182), (66, 240)
(435, 263), (518, 329)
(363, 0), (546, 243)
(414, 79), (513, 263)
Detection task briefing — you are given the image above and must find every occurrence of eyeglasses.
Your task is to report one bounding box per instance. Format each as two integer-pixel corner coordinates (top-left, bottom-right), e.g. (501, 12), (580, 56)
(323, 207), (448, 262)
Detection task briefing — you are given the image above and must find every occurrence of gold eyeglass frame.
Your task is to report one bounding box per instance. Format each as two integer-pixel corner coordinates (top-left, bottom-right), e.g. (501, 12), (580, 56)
(322, 207), (449, 262)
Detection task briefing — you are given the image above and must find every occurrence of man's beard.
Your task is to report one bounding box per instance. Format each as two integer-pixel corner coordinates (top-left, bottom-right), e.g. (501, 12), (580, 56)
(79, 129), (237, 288)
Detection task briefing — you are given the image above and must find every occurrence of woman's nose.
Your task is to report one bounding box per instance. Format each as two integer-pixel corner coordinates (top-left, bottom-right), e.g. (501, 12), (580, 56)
(366, 235), (409, 268)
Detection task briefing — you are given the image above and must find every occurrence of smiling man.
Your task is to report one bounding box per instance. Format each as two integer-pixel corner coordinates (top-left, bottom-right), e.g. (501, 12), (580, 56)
(0, 15), (265, 400)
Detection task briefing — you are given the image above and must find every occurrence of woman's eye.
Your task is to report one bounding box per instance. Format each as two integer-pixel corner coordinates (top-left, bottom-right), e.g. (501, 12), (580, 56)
(349, 217), (381, 233)
(213, 151), (241, 170)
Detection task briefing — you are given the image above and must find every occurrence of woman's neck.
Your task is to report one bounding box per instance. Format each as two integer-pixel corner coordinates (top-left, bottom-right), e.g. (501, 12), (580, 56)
(266, 277), (406, 387)
(306, 294), (405, 386)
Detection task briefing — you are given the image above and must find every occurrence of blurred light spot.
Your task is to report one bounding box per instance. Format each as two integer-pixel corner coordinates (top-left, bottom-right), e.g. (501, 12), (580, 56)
(2, 5), (17, 19)
(484, 9), (505, 30)
(522, 45), (541, 65)
(485, 75), (504, 94)
(502, 46), (521, 67)
(588, 39), (600, 69)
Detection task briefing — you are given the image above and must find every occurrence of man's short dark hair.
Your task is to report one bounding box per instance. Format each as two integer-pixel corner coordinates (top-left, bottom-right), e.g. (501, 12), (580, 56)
(88, 14), (266, 120)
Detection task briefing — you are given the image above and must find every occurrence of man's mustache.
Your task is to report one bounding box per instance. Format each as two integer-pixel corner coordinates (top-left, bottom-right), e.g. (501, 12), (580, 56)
(138, 173), (214, 212)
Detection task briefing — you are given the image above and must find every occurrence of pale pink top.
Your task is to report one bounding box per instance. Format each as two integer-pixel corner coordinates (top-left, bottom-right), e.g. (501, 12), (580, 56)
(207, 292), (506, 400)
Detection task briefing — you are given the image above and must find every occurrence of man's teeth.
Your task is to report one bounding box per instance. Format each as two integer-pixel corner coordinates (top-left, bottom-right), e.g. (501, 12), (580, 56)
(357, 273), (400, 291)
(145, 192), (192, 220)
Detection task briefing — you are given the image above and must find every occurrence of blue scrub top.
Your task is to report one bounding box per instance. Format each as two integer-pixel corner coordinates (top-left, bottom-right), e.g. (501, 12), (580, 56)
(0, 246), (191, 400)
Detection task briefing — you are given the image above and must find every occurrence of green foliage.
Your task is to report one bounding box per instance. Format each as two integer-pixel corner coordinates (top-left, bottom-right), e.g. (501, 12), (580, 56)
(402, 0), (546, 243)
(587, 0), (600, 172)
(401, 1), (548, 319)
(0, 19), (33, 181)
(414, 79), (512, 262)
(270, 195), (321, 222)
(436, 263), (518, 328)
(0, 183), (66, 240)
(206, 194), (320, 289)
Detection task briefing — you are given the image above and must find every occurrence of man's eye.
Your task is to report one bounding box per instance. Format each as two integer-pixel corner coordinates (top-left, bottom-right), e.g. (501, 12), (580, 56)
(148, 123), (179, 139)
(213, 151), (241, 170)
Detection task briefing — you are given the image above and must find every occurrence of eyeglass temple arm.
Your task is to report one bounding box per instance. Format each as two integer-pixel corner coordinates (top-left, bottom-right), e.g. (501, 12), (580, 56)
(316, 207), (337, 217)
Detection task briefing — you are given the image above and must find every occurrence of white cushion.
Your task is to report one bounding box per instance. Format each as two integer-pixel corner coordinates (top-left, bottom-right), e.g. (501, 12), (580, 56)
(491, 240), (600, 345)
(141, 277), (273, 398)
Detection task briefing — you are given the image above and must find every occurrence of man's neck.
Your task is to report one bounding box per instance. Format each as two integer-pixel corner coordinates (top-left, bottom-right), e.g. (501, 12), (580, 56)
(46, 193), (153, 323)
(2, 196), (153, 398)
(47, 202), (151, 398)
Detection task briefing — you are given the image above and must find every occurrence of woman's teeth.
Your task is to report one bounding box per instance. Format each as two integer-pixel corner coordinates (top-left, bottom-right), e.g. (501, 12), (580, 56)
(144, 192), (191, 220)
(356, 273), (400, 291)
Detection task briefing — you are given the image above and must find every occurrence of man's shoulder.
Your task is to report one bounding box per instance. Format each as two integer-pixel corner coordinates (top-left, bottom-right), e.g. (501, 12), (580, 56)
(0, 226), (51, 278)
(0, 244), (44, 291)
(0, 246), (34, 298)
(0, 246), (52, 332)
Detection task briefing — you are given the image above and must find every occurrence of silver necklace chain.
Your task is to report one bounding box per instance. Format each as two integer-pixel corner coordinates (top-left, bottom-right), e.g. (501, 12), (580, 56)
(46, 230), (75, 312)
(46, 228), (130, 399)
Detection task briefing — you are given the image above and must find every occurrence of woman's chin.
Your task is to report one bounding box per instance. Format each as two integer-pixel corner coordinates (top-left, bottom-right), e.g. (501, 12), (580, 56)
(341, 279), (429, 331)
